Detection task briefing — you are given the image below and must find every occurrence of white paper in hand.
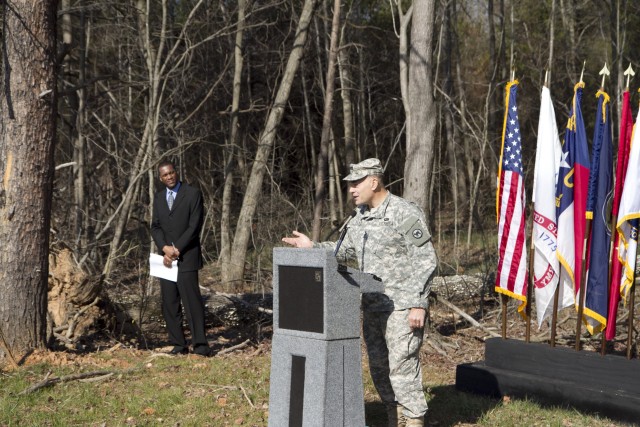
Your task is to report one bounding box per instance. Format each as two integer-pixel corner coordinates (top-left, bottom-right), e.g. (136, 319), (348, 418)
(149, 253), (178, 282)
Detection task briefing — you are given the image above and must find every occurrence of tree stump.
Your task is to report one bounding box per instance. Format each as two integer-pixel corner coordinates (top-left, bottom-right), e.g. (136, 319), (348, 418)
(48, 245), (114, 348)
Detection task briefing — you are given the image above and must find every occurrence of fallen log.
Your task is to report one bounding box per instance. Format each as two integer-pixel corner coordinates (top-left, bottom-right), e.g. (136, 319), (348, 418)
(20, 370), (116, 395)
(434, 294), (501, 338)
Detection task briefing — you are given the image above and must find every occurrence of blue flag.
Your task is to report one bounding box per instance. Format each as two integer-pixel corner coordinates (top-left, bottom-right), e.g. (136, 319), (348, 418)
(583, 90), (612, 334)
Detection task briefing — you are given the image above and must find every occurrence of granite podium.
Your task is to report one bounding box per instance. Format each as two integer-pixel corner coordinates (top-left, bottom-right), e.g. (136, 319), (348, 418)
(268, 248), (384, 427)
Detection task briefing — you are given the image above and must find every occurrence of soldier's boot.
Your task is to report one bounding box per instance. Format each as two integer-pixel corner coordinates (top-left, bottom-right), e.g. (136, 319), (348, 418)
(386, 404), (407, 427)
(405, 416), (424, 427)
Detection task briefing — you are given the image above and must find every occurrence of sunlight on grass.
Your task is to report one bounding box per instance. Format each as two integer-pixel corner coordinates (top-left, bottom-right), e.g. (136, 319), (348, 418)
(0, 350), (625, 427)
(1, 352), (271, 426)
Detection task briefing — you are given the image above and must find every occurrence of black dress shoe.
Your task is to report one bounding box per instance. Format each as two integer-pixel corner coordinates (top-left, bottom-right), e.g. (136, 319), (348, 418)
(169, 346), (189, 355)
(193, 345), (212, 357)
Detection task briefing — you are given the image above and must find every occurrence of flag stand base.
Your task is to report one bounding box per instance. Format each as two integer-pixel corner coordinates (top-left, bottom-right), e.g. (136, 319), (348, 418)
(455, 337), (640, 423)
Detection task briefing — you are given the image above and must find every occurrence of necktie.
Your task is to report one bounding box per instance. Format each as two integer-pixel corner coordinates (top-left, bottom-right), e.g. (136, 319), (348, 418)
(168, 191), (174, 210)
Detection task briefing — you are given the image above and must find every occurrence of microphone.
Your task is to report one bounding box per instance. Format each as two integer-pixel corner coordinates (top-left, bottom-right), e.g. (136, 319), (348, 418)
(334, 209), (358, 256)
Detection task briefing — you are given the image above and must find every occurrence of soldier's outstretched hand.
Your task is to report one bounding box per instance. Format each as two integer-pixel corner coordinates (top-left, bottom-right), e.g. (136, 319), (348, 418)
(282, 230), (313, 248)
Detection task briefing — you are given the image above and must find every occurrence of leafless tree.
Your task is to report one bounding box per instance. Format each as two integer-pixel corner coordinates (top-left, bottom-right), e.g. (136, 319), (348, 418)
(402, 0), (438, 212)
(0, 0), (57, 356)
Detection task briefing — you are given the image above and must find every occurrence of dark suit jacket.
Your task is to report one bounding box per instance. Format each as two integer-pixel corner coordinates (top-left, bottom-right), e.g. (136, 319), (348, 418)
(151, 183), (204, 272)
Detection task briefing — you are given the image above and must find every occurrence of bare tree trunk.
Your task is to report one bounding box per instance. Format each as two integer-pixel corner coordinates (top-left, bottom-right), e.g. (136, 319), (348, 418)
(441, 0), (459, 267)
(611, 0), (627, 130)
(73, 10), (89, 254)
(328, 131), (338, 227)
(548, 0), (556, 85)
(357, 47), (367, 161)
(402, 0), (437, 212)
(330, 134), (344, 220)
(338, 37), (356, 167)
(0, 0), (57, 355)
(220, 0), (247, 290)
(396, 1), (413, 147)
(485, 0), (504, 194)
(559, 0), (577, 78)
(312, 0), (342, 241)
(448, 1), (472, 238)
(301, 60), (318, 174)
(227, 0), (318, 283)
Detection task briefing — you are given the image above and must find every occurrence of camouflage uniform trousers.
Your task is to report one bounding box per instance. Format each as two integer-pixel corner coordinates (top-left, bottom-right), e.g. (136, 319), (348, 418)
(363, 308), (428, 418)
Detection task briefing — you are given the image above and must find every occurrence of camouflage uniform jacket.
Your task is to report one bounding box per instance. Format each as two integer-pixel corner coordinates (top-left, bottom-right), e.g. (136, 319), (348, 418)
(315, 192), (437, 312)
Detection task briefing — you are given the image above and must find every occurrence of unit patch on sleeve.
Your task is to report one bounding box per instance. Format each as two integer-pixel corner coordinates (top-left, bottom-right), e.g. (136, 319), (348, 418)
(398, 215), (431, 247)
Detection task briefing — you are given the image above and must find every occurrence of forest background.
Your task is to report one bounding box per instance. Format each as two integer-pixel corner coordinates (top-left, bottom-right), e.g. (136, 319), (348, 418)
(1, 0), (640, 355)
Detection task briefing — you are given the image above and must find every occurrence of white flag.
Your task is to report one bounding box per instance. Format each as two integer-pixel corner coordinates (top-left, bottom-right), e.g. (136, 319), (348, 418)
(617, 111), (640, 302)
(532, 87), (573, 327)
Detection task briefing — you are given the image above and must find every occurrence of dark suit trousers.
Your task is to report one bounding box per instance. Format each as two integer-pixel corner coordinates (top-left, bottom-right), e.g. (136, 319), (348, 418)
(159, 271), (208, 349)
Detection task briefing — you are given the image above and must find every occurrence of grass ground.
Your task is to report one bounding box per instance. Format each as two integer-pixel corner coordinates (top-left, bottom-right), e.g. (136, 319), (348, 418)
(6, 224), (634, 426)
(0, 340), (630, 427)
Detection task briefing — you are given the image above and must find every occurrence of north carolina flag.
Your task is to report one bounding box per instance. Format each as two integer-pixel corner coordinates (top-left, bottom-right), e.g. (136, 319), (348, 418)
(617, 106), (640, 304)
(495, 80), (528, 314)
(532, 86), (571, 327)
(555, 82), (590, 303)
(583, 90), (613, 335)
(605, 90), (634, 340)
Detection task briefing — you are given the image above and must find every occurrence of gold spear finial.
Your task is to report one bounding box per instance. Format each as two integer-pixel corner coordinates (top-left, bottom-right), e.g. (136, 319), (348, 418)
(599, 62), (610, 90)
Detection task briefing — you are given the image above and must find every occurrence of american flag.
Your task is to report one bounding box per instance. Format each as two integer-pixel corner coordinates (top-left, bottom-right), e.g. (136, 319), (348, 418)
(495, 80), (528, 313)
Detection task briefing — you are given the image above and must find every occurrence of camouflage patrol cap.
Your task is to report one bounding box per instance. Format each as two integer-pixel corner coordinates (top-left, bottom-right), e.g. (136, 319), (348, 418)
(343, 158), (384, 181)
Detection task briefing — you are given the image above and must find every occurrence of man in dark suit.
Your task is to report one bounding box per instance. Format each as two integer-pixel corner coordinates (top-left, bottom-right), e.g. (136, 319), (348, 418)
(151, 160), (211, 356)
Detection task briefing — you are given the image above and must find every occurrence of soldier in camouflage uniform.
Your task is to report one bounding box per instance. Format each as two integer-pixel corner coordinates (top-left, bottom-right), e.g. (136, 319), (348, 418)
(282, 158), (438, 427)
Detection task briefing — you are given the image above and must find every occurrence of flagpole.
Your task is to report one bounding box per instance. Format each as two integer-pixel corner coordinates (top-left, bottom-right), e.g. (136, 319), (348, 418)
(602, 203), (620, 356)
(501, 294), (508, 339)
(550, 280), (560, 347)
(602, 218), (616, 356)
(627, 278), (637, 359)
(526, 139), (537, 343)
(526, 220), (534, 343)
(575, 219), (592, 351)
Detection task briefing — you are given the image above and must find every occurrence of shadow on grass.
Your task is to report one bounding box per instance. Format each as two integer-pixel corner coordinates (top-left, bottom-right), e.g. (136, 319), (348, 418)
(365, 386), (500, 427)
(427, 385), (499, 426)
